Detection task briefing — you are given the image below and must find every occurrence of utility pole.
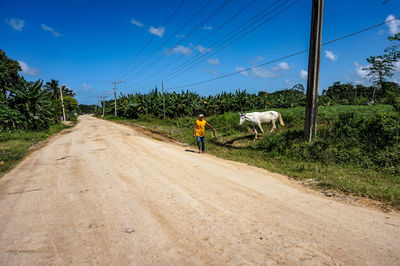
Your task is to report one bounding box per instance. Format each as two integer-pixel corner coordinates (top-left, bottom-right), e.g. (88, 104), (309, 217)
(59, 86), (66, 122)
(110, 80), (122, 116)
(162, 81), (166, 119)
(100, 96), (108, 118)
(304, 0), (324, 141)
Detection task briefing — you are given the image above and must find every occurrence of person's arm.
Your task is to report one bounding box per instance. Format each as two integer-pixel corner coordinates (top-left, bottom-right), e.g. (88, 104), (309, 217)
(206, 122), (216, 132)
(193, 123), (197, 138)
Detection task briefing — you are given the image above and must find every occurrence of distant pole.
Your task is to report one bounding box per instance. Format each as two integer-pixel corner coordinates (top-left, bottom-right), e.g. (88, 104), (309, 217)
(103, 99), (105, 118)
(109, 80), (122, 116)
(304, 0), (324, 141)
(59, 86), (66, 122)
(100, 96), (107, 118)
(162, 81), (166, 119)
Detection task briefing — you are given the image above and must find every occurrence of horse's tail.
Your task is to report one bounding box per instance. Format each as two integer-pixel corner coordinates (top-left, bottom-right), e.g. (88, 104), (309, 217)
(278, 112), (285, 127)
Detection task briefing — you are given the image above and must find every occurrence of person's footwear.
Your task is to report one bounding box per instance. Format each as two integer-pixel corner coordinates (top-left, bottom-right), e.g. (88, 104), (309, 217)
(198, 150), (201, 154)
(202, 151), (205, 154)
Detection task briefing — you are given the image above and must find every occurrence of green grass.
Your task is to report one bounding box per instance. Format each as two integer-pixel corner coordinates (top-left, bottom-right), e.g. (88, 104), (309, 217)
(105, 104), (400, 209)
(0, 123), (72, 177)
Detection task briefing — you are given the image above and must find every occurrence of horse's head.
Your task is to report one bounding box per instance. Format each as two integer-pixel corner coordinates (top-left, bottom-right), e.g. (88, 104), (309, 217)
(239, 113), (246, 126)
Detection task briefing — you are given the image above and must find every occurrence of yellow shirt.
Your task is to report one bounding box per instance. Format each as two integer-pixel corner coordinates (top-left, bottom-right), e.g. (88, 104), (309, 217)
(195, 120), (207, 137)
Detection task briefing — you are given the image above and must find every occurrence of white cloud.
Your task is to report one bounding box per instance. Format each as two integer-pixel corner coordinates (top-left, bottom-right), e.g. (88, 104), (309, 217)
(235, 66), (248, 76)
(250, 61), (293, 78)
(6, 18), (25, 31)
(195, 45), (210, 54)
(252, 67), (277, 78)
(82, 83), (93, 91)
(300, 69), (308, 80)
(206, 58), (219, 65)
(355, 62), (369, 79)
(18, 61), (40, 76)
(167, 45), (192, 55)
(131, 18), (144, 27)
(205, 69), (218, 76)
(251, 56), (264, 64)
(386, 14), (400, 34)
(272, 62), (293, 71)
(202, 25), (212, 30)
(393, 60), (400, 73)
(41, 24), (61, 37)
(325, 50), (338, 61)
(148, 26), (165, 37)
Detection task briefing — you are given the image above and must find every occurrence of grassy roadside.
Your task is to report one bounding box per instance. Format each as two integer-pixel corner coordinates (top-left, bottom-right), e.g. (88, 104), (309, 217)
(104, 104), (400, 209)
(0, 123), (74, 178)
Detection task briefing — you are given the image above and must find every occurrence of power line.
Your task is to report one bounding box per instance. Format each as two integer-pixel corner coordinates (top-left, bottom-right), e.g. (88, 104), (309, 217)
(161, 0), (300, 86)
(111, 0), (185, 80)
(138, 0), (295, 90)
(135, 0), (287, 89)
(117, 0), (214, 81)
(124, 0), (257, 87)
(164, 15), (400, 90)
(122, 0), (234, 84)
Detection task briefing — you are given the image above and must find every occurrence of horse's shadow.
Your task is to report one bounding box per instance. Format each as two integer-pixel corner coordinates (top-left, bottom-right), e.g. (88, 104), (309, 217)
(212, 134), (255, 149)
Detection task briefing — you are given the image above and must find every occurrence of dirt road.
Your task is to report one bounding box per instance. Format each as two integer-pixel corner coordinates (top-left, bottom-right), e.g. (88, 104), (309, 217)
(0, 115), (399, 265)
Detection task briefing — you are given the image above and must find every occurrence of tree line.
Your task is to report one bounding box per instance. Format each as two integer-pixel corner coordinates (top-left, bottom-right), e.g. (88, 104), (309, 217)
(0, 50), (78, 131)
(96, 33), (400, 119)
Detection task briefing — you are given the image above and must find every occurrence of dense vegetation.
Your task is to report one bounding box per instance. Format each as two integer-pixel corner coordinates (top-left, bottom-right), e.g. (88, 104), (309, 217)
(99, 81), (400, 119)
(0, 49), (77, 176)
(0, 49), (78, 132)
(98, 33), (400, 119)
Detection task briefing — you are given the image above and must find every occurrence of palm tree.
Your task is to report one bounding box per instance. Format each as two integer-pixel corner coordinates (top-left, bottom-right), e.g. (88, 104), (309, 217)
(44, 79), (60, 100)
(9, 78), (52, 130)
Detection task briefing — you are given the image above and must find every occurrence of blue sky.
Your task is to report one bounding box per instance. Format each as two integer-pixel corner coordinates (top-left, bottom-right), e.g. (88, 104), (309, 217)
(1, 0), (400, 104)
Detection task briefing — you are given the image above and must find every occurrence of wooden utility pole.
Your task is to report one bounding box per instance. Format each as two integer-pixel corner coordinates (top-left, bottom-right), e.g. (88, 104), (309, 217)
(100, 96), (108, 118)
(110, 80), (122, 116)
(162, 81), (166, 119)
(304, 0), (324, 141)
(59, 86), (66, 122)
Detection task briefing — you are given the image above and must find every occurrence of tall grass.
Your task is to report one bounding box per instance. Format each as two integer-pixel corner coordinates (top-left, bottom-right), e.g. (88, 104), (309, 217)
(0, 123), (70, 177)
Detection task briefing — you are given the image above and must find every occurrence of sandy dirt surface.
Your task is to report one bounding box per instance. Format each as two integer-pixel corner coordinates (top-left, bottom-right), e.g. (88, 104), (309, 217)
(0, 115), (399, 265)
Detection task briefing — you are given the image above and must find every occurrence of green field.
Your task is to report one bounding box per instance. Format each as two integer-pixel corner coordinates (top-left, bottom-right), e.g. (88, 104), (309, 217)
(105, 104), (400, 209)
(0, 123), (71, 178)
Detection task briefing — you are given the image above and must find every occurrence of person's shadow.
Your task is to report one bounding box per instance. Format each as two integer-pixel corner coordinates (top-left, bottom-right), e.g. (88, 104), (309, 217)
(185, 149), (198, 153)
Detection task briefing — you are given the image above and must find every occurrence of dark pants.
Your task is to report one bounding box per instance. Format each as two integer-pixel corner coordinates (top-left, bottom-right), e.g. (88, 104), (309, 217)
(196, 136), (205, 152)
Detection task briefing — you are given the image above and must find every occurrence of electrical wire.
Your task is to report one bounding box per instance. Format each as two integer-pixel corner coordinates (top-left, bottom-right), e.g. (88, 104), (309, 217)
(117, 0), (214, 81)
(165, 15), (400, 90)
(111, 0), (185, 80)
(122, 0), (234, 84)
(124, 0), (258, 86)
(137, 0), (294, 90)
(162, 0), (301, 87)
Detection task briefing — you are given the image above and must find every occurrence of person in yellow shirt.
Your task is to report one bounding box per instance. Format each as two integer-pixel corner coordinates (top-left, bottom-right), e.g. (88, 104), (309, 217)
(193, 114), (215, 154)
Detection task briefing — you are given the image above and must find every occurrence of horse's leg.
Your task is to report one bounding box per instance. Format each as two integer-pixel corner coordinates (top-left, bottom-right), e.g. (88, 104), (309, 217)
(253, 125), (258, 140)
(270, 119), (277, 133)
(258, 123), (264, 134)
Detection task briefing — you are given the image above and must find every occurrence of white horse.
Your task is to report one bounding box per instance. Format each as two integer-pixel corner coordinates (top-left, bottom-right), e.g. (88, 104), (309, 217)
(239, 111), (285, 140)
